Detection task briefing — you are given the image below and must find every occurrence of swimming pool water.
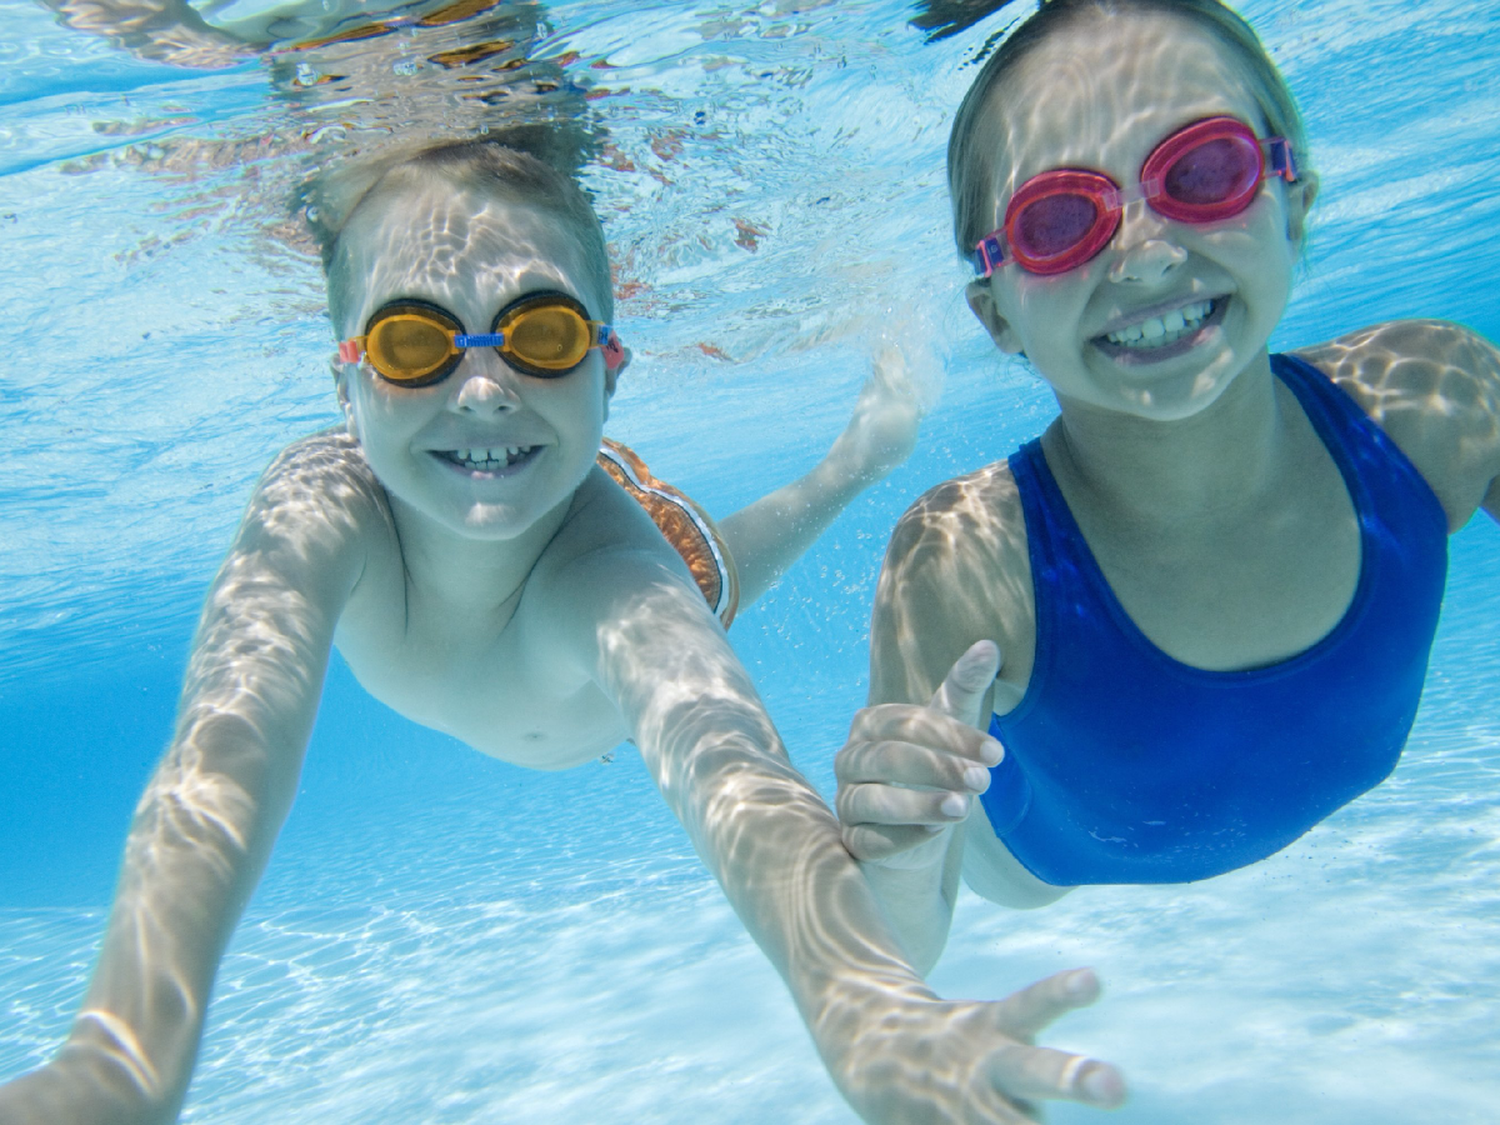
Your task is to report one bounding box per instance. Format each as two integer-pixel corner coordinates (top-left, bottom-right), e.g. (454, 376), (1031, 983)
(2, 0), (1499, 1121)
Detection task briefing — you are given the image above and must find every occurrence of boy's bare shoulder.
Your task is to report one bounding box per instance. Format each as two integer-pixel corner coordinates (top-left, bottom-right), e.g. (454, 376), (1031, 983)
(1294, 320), (1500, 528)
(525, 463), (709, 611)
(242, 428), (393, 560)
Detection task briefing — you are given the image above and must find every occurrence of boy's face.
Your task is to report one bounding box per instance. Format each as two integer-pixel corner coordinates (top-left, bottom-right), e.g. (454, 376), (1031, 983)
(336, 176), (615, 541)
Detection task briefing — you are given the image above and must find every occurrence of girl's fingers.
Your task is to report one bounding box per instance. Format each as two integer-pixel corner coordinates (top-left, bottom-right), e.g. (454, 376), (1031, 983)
(845, 706), (1003, 767)
(836, 739), (994, 791)
(837, 780), (974, 829)
(929, 640), (1001, 726)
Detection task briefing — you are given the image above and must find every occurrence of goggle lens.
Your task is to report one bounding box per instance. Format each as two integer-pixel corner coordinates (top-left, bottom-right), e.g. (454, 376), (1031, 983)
(1014, 193), (1103, 263)
(502, 302), (592, 372)
(1152, 130), (1263, 221)
(366, 312), (460, 383)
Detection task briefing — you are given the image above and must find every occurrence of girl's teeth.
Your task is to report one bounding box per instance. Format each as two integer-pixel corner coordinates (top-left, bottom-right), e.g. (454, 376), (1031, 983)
(1106, 300), (1214, 347)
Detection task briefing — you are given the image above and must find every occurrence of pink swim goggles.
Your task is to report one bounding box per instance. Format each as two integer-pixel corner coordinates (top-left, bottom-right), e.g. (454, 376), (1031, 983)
(972, 116), (1299, 278)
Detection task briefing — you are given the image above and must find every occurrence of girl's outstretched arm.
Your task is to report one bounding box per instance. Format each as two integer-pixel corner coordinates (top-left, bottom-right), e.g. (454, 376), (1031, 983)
(717, 345), (924, 607)
(0, 434), (375, 1125)
(557, 546), (1124, 1122)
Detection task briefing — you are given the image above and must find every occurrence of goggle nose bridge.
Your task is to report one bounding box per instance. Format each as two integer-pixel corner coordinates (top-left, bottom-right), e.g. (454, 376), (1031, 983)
(452, 331), (508, 349)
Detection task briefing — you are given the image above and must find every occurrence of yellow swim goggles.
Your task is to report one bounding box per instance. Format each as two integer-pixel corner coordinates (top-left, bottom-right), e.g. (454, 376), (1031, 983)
(338, 291), (624, 387)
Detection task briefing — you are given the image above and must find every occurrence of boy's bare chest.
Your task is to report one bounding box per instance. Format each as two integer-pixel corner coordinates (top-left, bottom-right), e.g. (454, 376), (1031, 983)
(332, 565), (627, 768)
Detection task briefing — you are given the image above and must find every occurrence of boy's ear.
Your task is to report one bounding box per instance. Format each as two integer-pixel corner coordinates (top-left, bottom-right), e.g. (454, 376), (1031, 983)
(333, 359), (359, 438)
(1286, 171), (1320, 247)
(603, 343), (631, 411)
(966, 279), (1024, 355)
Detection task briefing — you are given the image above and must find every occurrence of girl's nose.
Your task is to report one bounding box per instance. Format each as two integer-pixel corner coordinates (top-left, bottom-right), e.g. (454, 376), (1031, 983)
(451, 351), (522, 414)
(1107, 203), (1188, 285)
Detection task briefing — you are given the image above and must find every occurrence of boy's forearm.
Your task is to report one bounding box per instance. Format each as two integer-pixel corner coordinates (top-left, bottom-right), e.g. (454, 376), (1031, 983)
(718, 454), (872, 606)
(65, 711), (306, 1118)
(592, 576), (939, 1066)
(643, 715), (939, 1044)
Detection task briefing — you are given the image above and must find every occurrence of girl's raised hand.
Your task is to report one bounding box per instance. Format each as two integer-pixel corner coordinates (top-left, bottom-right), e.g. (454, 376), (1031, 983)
(837, 640), (1004, 867)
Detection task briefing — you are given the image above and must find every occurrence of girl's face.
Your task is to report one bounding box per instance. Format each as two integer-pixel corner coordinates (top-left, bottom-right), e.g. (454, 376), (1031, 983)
(966, 9), (1316, 421)
(336, 177), (616, 541)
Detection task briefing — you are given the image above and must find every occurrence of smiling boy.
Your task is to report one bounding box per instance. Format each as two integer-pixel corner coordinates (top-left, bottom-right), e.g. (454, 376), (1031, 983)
(0, 140), (1122, 1124)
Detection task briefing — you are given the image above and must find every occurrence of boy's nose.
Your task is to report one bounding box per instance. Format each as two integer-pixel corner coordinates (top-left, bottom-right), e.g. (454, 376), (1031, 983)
(451, 353), (522, 413)
(1107, 203), (1188, 285)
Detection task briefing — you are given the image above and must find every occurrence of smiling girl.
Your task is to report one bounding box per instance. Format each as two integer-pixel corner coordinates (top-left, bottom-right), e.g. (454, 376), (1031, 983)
(836, 0), (1500, 1032)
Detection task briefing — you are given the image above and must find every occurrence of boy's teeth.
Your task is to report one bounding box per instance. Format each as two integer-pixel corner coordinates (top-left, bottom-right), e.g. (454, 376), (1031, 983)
(449, 446), (534, 468)
(1106, 300), (1214, 347)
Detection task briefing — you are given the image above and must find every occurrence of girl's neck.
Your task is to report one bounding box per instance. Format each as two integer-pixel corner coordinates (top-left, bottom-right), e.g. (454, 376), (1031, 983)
(1042, 350), (1290, 528)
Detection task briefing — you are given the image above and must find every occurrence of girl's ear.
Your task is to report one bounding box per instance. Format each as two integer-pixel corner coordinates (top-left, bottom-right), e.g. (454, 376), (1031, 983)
(966, 279), (1025, 355)
(1287, 170), (1320, 247)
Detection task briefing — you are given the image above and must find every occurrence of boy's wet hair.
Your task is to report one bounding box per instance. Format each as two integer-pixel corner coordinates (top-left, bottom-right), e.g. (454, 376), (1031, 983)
(308, 129), (612, 332)
(947, 0), (1310, 262)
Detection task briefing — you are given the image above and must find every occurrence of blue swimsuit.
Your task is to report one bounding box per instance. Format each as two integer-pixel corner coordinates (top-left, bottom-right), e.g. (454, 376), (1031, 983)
(981, 354), (1448, 885)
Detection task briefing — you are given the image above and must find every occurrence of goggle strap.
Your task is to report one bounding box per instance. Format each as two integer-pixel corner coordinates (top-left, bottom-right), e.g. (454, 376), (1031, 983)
(337, 339), (364, 363)
(602, 327), (625, 372)
(973, 234), (1005, 278)
(1265, 137), (1297, 182)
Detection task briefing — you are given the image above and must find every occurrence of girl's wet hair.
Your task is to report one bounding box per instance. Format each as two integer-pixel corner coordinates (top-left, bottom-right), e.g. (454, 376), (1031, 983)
(309, 129), (612, 331)
(947, 0), (1310, 261)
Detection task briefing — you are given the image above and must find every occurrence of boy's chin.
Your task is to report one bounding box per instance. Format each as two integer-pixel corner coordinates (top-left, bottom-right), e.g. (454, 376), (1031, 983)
(454, 502), (550, 540)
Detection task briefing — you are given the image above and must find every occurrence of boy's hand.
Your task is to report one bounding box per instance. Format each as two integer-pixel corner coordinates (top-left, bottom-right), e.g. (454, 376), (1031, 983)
(832, 968), (1126, 1122)
(830, 344), (926, 486)
(837, 641), (1003, 869)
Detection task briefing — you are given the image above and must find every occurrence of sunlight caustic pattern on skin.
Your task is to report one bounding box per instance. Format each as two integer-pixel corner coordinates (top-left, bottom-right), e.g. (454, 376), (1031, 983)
(1299, 319), (1500, 530)
(55, 430), (390, 1111)
(872, 466), (1034, 710)
(595, 574), (1122, 1121)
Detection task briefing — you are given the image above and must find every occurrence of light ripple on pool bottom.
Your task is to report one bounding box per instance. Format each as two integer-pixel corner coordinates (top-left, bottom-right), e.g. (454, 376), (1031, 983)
(936, 814), (1500, 1124)
(180, 884), (855, 1124)
(6, 812), (1500, 1125)
(0, 884), (856, 1125)
(4, 722), (1499, 1123)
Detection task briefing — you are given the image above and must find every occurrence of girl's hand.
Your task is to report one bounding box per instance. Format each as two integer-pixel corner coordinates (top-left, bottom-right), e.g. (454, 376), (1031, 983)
(837, 641), (1004, 869)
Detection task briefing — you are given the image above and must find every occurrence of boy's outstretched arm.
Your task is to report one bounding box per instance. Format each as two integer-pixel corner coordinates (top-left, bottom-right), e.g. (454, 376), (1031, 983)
(37, 0), (252, 67)
(560, 547), (1124, 1122)
(0, 435), (373, 1125)
(717, 346), (923, 606)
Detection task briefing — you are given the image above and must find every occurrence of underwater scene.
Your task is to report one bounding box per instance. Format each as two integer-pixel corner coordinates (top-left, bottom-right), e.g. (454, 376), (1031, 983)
(2, 0), (1499, 1121)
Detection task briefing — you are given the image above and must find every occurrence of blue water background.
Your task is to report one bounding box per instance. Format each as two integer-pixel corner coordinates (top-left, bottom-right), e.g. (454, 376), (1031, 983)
(2, 0), (1499, 1120)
